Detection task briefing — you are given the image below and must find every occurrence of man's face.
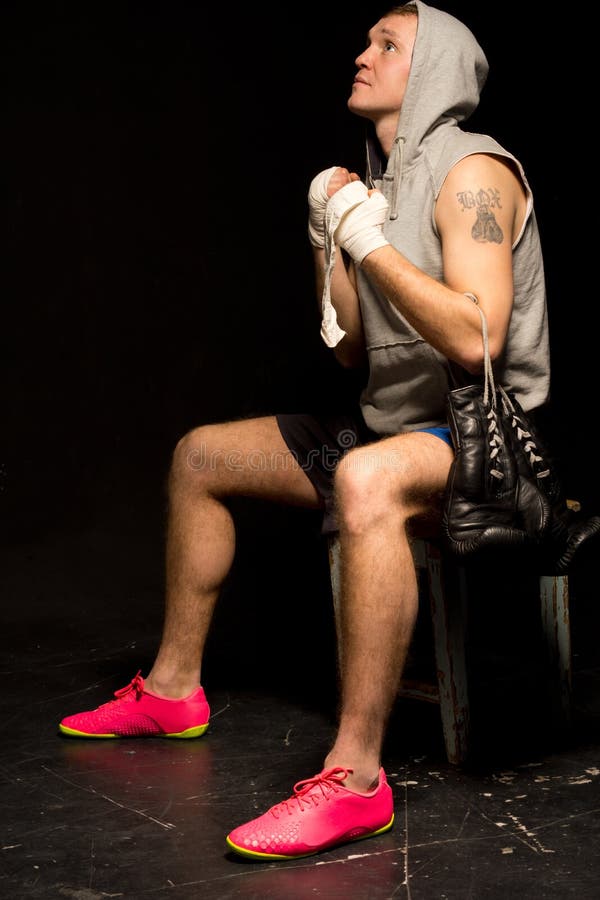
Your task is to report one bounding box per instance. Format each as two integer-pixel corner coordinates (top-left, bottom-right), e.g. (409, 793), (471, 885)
(347, 14), (418, 123)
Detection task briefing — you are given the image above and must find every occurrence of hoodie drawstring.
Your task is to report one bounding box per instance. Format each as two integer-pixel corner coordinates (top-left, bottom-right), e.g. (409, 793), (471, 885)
(387, 135), (405, 221)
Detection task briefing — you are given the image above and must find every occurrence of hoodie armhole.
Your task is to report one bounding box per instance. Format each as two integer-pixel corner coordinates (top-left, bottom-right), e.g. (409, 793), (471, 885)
(431, 150), (534, 249)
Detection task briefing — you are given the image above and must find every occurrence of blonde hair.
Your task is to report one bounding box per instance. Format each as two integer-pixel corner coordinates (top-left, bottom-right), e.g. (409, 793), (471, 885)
(384, 3), (418, 16)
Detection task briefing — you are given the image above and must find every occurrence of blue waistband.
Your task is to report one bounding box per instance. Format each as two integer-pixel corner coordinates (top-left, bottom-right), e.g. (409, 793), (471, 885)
(418, 426), (452, 447)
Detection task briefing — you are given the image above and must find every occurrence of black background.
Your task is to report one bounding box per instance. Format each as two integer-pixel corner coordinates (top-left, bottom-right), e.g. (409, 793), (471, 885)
(3, 2), (596, 661)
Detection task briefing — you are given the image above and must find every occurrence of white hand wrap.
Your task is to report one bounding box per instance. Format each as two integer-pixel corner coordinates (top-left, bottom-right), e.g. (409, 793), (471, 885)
(307, 165), (340, 248)
(320, 182), (389, 348)
(327, 183), (389, 264)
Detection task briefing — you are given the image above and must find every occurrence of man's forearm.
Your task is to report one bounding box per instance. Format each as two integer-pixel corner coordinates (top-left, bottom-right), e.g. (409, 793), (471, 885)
(361, 245), (487, 372)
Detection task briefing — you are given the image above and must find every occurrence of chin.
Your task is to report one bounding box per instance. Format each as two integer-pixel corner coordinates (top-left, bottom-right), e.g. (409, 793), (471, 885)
(347, 99), (373, 120)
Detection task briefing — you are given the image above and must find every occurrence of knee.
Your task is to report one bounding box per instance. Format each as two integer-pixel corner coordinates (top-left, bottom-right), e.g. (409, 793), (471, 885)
(169, 424), (218, 493)
(334, 447), (408, 535)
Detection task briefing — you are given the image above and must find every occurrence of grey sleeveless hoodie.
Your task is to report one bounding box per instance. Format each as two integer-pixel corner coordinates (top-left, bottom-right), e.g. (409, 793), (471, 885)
(357, 0), (550, 435)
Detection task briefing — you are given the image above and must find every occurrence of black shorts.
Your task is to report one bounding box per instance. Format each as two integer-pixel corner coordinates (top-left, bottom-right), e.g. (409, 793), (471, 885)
(276, 408), (452, 535)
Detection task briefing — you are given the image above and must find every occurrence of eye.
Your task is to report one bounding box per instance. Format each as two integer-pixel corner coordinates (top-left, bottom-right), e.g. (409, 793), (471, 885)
(383, 41), (397, 53)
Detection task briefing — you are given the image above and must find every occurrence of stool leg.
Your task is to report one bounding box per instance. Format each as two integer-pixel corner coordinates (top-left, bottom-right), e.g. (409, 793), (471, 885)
(539, 574), (572, 730)
(328, 535), (343, 673)
(426, 543), (471, 765)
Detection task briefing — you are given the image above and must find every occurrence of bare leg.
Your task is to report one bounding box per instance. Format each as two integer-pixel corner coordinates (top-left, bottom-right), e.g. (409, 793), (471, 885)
(145, 416), (321, 697)
(324, 432), (454, 790)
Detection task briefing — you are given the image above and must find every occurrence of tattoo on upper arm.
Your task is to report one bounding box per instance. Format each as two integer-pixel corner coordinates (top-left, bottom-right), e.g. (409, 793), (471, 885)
(456, 188), (504, 244)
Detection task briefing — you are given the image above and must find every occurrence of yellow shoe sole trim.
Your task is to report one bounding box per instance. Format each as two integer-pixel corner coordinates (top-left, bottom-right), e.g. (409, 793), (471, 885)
(58, 722), (209, 739)
(226, 812), (394, 861)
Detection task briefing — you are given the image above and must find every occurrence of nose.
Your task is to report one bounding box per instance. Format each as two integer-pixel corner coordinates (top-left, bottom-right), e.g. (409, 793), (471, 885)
(354, 46), (372, 68)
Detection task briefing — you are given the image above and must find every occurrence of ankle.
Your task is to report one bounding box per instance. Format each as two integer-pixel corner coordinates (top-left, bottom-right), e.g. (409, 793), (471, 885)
(324, 753), (380, 793)
(145, 669), (200, 699)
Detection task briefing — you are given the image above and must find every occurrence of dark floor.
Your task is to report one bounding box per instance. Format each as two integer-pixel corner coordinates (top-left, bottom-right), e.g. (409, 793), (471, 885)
(2, 485), (600, 900)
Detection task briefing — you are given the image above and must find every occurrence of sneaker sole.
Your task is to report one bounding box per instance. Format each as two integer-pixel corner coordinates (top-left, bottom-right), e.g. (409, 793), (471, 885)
(58, 723), (209, 739)
(226, 812), (395, 860)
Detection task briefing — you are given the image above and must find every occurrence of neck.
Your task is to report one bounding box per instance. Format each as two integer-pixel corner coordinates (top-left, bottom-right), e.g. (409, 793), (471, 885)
(373, 112), (400, 158)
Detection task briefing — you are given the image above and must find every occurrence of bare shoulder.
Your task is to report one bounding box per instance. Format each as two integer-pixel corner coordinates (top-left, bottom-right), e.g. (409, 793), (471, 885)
(436, 153), (528, 244)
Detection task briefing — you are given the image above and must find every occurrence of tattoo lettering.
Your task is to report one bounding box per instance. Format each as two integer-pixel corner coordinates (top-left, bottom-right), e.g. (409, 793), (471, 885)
(456, 188), (501, 210)
(456, 187), (503, 244)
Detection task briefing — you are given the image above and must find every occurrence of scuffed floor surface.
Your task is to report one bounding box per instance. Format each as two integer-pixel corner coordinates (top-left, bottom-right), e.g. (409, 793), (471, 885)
(2, 512), (600, 899)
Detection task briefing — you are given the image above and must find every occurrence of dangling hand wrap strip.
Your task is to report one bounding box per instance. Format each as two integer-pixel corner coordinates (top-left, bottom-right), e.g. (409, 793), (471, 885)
(320, 181), (389, 348)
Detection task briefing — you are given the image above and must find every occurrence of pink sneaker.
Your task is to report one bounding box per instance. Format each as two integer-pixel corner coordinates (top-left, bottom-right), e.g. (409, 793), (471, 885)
(58, 671), (210, 738)
(226, 766), (394, 860)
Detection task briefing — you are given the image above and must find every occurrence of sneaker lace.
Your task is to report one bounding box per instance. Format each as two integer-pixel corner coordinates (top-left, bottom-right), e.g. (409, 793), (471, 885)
(113, 670), (145, 700)
(271, 766), (353, 818)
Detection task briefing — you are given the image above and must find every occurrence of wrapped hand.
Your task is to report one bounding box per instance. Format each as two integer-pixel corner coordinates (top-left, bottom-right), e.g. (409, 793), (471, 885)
(325, 181), (389, 263)
(307, 166), (340, 248)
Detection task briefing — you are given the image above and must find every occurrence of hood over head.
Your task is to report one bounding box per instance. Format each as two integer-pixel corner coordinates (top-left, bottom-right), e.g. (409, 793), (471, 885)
(367, 0), (489, 187)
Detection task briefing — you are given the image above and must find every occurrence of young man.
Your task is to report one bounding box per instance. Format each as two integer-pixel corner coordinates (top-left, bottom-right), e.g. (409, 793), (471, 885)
(59, 2), (551, 859)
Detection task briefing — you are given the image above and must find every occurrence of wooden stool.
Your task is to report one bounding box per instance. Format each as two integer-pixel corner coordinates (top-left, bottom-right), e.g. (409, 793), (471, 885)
(328, 535), (571, 765)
